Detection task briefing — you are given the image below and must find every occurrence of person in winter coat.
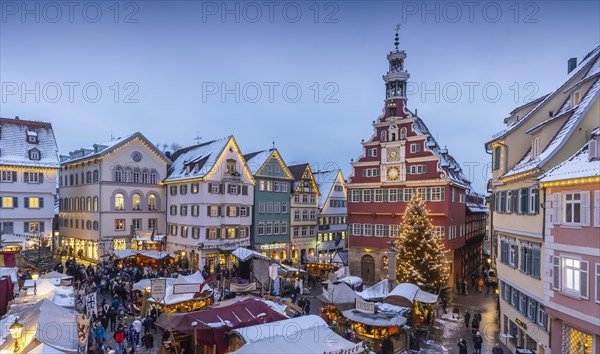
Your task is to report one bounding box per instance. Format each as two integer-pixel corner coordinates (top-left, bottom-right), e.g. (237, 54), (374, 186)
(93, 321), (106, 344)
(473, 331), (483, 354)
(142, 315), (153, 334)
(492, 343), (504, 354)
(113, 325), (126, 354)
(107, 307), (117, 332)
(464, 310), (471, 328)
(126, 325), (138, 348)
(142, 331), (154, 353)
(132, 318), (142, 345)
(457, 338), (468, 354)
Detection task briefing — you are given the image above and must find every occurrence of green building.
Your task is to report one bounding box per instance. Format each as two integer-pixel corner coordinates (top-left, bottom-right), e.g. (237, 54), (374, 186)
(244, 149), (293, 261)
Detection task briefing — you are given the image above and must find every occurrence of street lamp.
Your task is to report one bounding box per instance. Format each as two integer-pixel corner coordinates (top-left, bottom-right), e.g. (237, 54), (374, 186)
(191, 321), (198, 354)
(31, 272), (39, 295)
(9, 317), (23, 352)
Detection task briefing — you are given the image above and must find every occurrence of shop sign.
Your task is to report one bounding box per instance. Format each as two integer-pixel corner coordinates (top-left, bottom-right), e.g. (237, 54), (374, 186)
(355, 299), (375, 314)
(173, 283), (201, 294)
(324, 341), (364, 354)
(260, 242), (287, 250)
(151, 279), (166, 302)
(515, 317), (528, 330)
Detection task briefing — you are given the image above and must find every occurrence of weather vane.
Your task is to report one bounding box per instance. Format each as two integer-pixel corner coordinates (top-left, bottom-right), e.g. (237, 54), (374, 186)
(394, 24), (400, 50)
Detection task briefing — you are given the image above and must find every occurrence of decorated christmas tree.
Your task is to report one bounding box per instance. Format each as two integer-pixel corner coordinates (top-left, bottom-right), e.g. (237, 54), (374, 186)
(394, 194), (449, 292)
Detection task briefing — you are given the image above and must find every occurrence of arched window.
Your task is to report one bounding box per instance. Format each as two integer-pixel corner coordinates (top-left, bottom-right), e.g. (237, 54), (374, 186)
(148, 194), (157, 211)
(93, 196), (99, 211)
(361, 255), (375, 285)
(93, 221), (99, 230)
(86, 171), (92, 184)
(114, 166), (123, 182)
(400, 127), (407, 140)
(380, 130), (387, 142)
(86, 221), (92, 230)
(141, 169), (149, 184)
(86, 197), (92, 211)
(133, 169), (140, 183)
(132, 193), (141, 211)
(80, 197), (85, 211)
(114, 193), (125, 210)
(149, 170), (158, 184)
(124, 168), (132, 183)
(92, 170), (99, 183)
(69, 197), (73, 211)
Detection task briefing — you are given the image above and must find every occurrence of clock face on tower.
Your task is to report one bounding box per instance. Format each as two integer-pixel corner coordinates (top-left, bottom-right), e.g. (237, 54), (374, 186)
(387, 166), (400, 181)
(387, 147), (400, 161)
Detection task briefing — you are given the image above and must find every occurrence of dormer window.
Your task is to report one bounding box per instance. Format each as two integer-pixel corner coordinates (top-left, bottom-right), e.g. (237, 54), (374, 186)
(226, 159), (237, 174)
(26, 130), (38, 144)
(29, 148), (41, 161)
(532, 137), (541, 158)
(400, 127), (407, 140)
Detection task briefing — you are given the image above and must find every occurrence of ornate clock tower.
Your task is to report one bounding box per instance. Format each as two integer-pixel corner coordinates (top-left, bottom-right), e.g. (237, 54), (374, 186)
(346, 27), (487, 288)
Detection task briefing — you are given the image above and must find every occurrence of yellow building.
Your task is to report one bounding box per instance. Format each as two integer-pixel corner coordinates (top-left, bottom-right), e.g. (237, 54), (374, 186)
(485, 47), (600, 354)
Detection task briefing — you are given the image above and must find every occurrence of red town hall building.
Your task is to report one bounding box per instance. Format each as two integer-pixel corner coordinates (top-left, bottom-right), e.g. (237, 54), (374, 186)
(347, 30), (487, 288)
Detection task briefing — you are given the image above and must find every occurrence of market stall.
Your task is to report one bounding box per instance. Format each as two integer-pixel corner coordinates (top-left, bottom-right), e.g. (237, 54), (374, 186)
(384, 283), (439, 327)
(228, 315), (364, 354)
(304, 261), (336, 281)
(155, 298), (287, 354)
(131, 232), (165, 251)
(231, 247), (270, 293)
(0, 299), (78, 353)
(358, 279), (390, 302)
(112, 249), (176, 268)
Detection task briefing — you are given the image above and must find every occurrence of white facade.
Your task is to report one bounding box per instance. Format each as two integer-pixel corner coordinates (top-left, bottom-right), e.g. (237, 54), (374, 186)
(165, 136), (254, 271)
(58, 133), (168, 260)
(0, 117), (59, 250)
(314, 170), (348, 262)
(289, 164), (319, 264)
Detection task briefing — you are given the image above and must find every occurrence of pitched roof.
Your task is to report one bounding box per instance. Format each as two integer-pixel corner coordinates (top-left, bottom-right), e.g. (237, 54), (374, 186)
(502, 74), (600, 179)
(288, 163), (309, 181)
(60, 132), (169, 165)
(165, 136), (231, 182)
(243, 149), (274, 175)
(540, 134), (600, 183)
(313, 169), (343, 208)
(489, 46), (600, 143)
(0, 117), (59, 168)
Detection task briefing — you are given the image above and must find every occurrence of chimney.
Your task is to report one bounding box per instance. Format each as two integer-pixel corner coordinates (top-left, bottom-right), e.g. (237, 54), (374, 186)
(14, 116), (19, 120)
(165, 151), (171, 158)
(568, 58), (577, 74)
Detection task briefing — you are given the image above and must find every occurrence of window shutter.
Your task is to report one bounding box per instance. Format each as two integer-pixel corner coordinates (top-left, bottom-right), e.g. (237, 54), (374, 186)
(581, 191), (591, 226)
(38, 172), (43, 183)
(23, 173), (29, 183)
(13, 197), (18, 208)
(216, 228), (221, 238)
(39, 197), (44, 208)
(242, 185), (248, 195)
(512, 190), (519, 213)
(553, 193), (561, 224)
(219, 184), (224, 194)
(513, 245), (519, 269)
(208, 183), (213, 193)
(594, 191), (600, 227)
(519, 245), (525, 272)
(552, 256), (560, 290)
(596, 264), (600, 302)
(522, 188), (529, 213)
(218, 206), (223, 216)
(11, 171), (17, 182)
(207, 206), (211, 216)
(235, 206), (240, 217)
(24, 197), (29, 208)
(581, 261), (589, 299)
(205, 228), (209, 238)
(40, 222), (45, 232)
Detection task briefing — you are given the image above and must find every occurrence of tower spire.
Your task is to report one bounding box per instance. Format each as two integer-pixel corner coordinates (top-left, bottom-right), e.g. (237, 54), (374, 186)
(394, 24), (400, 50)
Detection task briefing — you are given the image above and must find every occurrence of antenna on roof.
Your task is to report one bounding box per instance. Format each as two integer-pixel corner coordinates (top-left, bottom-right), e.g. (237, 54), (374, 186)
(272, 140), (275, 149)
(110, 131), (114, 141)
(194, 131), (202, 144)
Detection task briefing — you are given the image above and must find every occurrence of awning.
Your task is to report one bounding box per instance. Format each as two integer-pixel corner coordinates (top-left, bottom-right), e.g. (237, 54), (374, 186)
(231, 247), (270, 262)
(384, 283), (439, 307)
(342, 309), (407, 327)
(112, 249), (174, 260)
(358, 279), (389, 301)
(336, 276), (363, 288)
(135, 232), (165, 242)
(0, 267), (18, 282)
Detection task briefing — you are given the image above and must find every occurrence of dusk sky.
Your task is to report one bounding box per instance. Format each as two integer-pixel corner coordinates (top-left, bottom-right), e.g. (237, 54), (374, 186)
(2, 0), (599, 192)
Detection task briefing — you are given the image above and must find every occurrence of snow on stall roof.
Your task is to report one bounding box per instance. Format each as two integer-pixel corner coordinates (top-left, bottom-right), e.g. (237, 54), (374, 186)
(231, 247), (270, 262)
(232, 315), (326, 343)
(243, 149), (273, 175)
(503, 76), (600, 179)
(0, 117), (59, 168)
(313, 169), (340, 208)
(490, 46), (600, 142)
(540, 138), (600, 183)
(165, 136), (230, 182)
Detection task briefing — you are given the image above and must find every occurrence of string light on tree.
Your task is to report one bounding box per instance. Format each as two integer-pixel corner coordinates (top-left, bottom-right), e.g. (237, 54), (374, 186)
(394, 194), (449, 292)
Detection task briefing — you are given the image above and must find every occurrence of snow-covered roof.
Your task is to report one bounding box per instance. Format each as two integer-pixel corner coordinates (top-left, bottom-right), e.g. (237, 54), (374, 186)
(165, 136), (230, 182)
(244, 149), (273, 175)
(540, 136), (600, 183)
(60, 132), (169, 165)
(490, 46), (600, 142)
(385, 283), (438, 307)
(342, 308), (407, 327)
(313, 169), (342, 208)
(0, 117), (59, 168)
(0, 299), (78, 352)
(0, 267), (18, 282)
(358, 279), (390, 301)
(503, 75), (600, 179)
(231, 247), (270, 262)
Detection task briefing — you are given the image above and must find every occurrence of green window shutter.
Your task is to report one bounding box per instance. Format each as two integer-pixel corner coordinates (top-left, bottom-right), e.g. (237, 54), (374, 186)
(39, 198), (44, 208)
(219, 184), (225, 194)
(207, 206), (211, 216)
(205, 228), (209, 238)
(521, 188), (529, 213)
(40, 222), (45, 232)
(38, 173), (43, 183)
(24, 197), (29, 208)
(534, 189), (540, 213)
(513, 190), (519, 213)
(208, 183), (213, 193)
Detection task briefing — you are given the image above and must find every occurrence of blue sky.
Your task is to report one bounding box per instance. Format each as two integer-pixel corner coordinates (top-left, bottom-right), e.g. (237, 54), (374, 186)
(1, 1), (599, 192)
